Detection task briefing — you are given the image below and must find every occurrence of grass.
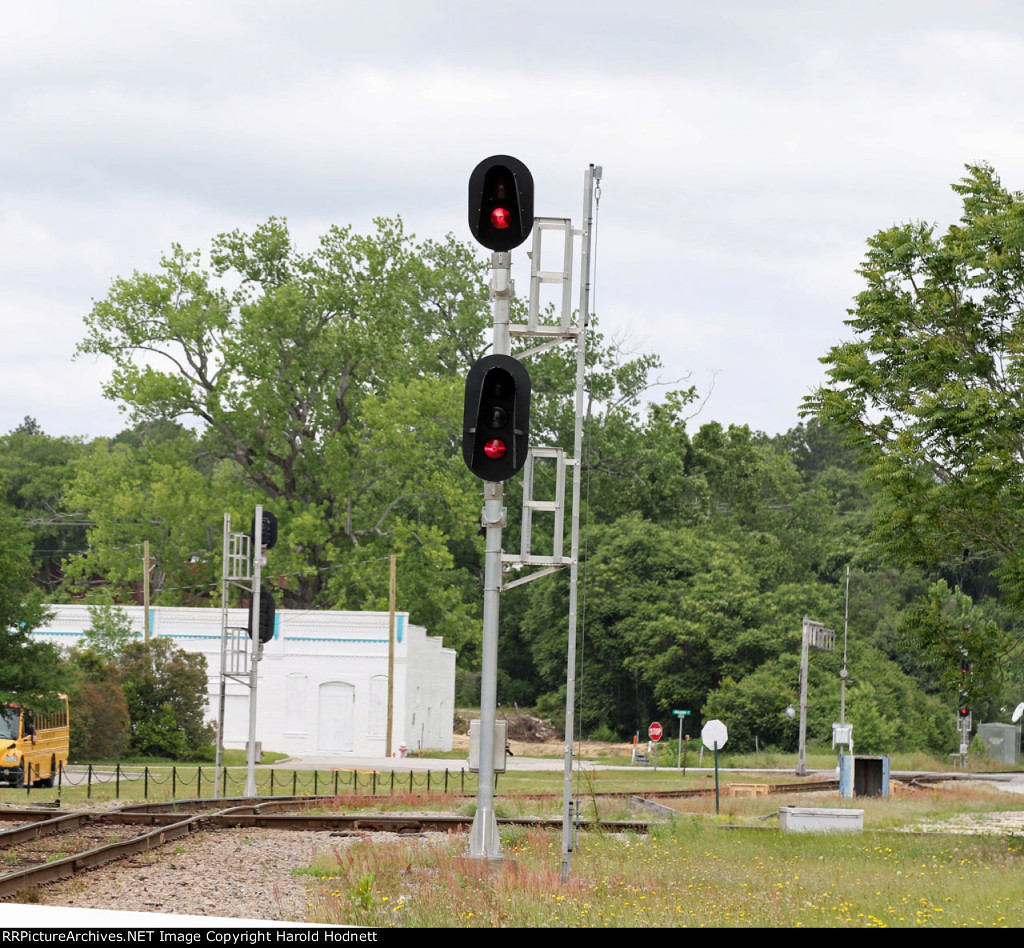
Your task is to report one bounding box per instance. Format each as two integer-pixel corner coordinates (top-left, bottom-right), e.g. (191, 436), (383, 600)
(7, 748), (1024, 926)
(299, 794), (1024, 928)
(73, 749), (290, 767)
(14, 754), (1022, 811)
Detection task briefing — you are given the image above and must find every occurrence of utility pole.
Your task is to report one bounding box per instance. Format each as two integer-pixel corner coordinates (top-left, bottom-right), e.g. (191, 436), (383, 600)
(143, 540), (151, 643)
(386, 552), (397, 758)
(797, 616), (836, 776)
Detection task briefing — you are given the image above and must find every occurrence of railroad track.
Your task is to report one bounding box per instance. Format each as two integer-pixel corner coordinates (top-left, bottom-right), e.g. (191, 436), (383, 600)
(0, 797), (652, 901)
(0, 779), (841, 901)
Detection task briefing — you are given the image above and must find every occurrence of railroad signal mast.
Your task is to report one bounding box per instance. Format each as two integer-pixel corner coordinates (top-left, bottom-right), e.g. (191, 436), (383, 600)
(215, 505), (277, 798)
(958, 639), (972, 766)
(463, 157), (601, 879)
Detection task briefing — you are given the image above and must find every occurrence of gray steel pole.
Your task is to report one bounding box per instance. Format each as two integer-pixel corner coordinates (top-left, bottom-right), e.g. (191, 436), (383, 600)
(468, 252), (513, 860)
(244, 506), (264, 798)
(467, 481), (504, 859)
(561, 164), (599, 881)
(841, 565), (849, 725)
(214, 513), (230, 798)
(491, 251), (512, 355)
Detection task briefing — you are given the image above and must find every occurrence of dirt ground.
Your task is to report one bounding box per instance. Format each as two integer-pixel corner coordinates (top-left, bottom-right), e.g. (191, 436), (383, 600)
(450, 712), (638, 758)
(450, 733), (635, 758)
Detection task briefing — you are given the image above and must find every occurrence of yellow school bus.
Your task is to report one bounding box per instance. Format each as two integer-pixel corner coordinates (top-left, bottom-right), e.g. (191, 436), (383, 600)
(0, 695), (69, 787)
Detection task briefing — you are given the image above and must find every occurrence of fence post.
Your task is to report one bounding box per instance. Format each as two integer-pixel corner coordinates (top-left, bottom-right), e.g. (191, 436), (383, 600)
(115, 763), (120, 799)
(427, 770), (431, 793)
(334, 771), (338, 796)
(314, 771), (318, 797)
(197, 767), (202, 800)
(292, 771), (297, 797)
(144, 766), (149, 800)
(409, 770), (413, 794)
(390, 770), (394, 795)
(270, 769), (275, 796)
(223, 767), (227, 799)
(172, 766), (176, 798)
(445, 768), (449, 794)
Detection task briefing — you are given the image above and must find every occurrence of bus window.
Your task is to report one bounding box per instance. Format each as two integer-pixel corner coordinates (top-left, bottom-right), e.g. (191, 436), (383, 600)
(0, 709), (19, 742)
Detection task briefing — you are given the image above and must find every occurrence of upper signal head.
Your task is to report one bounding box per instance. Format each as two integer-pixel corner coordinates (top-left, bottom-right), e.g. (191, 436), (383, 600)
(469, 156), (534, 252)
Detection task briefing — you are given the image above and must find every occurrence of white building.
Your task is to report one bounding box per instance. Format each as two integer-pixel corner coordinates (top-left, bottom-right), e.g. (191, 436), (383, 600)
(37, 605), (456, 758)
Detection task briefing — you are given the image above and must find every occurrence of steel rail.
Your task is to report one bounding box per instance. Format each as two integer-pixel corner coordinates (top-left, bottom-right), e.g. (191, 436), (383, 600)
(0, 804), (652, 902)
(0, 811), (97, 847)
(0, 813), (206, 899)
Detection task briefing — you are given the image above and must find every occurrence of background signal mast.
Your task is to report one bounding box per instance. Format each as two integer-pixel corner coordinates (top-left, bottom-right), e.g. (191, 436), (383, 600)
(215, 506), (277, 798)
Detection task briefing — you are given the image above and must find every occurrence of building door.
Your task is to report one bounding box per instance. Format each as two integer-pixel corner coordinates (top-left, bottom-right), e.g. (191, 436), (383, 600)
(317, 681), (355, 752)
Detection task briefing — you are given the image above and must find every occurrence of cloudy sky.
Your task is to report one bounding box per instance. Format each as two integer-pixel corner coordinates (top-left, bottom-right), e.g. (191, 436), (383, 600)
(4, 0), (1024, 440)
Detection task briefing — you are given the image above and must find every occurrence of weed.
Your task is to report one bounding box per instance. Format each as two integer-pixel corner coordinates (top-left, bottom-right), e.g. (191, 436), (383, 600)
(298, 784), (1024, 928)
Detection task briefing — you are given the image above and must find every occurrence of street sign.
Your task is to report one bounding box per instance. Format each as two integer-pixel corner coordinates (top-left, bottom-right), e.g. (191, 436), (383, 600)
(672, 709), (690, 718)
(648, 721), (663, 742)
(701, 719), (728, 750)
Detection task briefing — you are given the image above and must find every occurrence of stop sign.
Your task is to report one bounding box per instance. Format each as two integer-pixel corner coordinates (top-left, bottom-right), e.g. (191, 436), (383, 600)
(648, 721), (663, 741)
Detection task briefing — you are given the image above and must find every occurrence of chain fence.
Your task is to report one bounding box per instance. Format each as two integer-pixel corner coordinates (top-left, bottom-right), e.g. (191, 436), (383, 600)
(38, 762), (485, 801)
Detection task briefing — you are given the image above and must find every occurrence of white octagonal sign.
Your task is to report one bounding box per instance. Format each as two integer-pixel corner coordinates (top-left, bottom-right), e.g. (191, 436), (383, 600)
(701, 719), (728, 751)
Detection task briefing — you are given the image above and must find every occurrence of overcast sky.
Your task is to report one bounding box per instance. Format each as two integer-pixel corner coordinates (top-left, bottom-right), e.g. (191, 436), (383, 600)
(4, 0), (1024, 441)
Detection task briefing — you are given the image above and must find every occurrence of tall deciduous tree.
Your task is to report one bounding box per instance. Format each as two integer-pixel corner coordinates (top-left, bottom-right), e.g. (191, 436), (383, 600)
(117, 638), (210, 760)
(808, 164), (1024, 602)
(0, 486), (69, 702)
(67, 647), (130, 761)
(75, 218), (490, 651)
(0, 419), (86, 589)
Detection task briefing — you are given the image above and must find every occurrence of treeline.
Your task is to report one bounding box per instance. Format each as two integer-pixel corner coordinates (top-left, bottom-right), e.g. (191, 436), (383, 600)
(6, 178), (1024, 756)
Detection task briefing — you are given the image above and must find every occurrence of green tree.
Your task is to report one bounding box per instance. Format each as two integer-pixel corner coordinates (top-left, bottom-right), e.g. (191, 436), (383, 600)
(702, 662), (800, 751)
(62, 430), (237, 604)
(0, 486), (69, 703)
(67, 648), (129, 760)
(898, 580), (1019, 716)
(81, 603), (136, 660)
(0, 418), (86, 590)
(117, 638), (211, 759)
(520, 513), (836, 738)
(808, 163), (1024, 604)
(74, 217), (490, 653)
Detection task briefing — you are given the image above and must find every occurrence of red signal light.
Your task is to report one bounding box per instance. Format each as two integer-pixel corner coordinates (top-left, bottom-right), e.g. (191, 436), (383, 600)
(483, 438), (507, 459)
(469, 156), (534, 251)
